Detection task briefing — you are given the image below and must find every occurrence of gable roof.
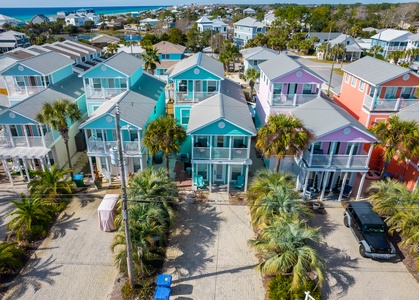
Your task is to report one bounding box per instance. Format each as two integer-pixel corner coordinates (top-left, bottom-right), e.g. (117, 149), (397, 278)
(291, 96), (377, 141)
(234, 17), (264, 28)
(307, 32), (341, 41)
(90, 34), (120, 44)
(197, 16), (212, 23)
(259, 53), (327, 82)
(154, 41), (186, 54)
(187, 78), (256, 135)
(80, 73), (165, 129)
(240, 46), (279, 60)
(169, 52), (224, 79)
(397, 102), (419, 122)
(371, 29), (411, 42)
(2, 74), (84, 122)
(342, 56), (416, 86)
(84, 51), (143, 77)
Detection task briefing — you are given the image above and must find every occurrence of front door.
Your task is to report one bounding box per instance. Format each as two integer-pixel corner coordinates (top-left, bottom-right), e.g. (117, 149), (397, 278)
(214, 164), (225, 182)
(287, 83), (297, 95)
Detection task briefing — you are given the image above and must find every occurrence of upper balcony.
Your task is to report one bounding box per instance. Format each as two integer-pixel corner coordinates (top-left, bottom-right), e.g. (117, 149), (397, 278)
(270, 93), (319, 107)
(0, 129), (54, 148)
(301, 150), (369, 169)
(87, 138), (145, 155)
(85, 86), (127, 100)
(363, 94), (419, 112)
(176, 92), (218, 103)
(192, 146), (249, 160)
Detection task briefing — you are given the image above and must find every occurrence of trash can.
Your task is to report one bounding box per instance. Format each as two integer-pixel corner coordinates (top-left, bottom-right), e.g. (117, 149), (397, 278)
(156, 274), (172, 288)
(72, 174), (84, 187)
(154, 287), (171, 300)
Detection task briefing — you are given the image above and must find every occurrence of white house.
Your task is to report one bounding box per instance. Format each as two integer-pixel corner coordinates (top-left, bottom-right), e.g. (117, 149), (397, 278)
(243, 8), (256, 15)
(370, 29), (412, 58)
(234, 17), (266, 48)
(196, 16), (227, 37)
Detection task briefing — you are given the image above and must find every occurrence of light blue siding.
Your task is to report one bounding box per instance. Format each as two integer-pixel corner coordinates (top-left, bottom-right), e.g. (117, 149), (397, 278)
(0, 112), (36, 124)
(51, 65), (73, 83)
(191, 120), (253, 136)
(171, 67), (223, 81)
(2, 65), (42, 76)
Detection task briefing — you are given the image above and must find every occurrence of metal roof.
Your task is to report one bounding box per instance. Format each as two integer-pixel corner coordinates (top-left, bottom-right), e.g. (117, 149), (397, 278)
(370, 29), (411, 42)
(259, 53), (327, 82)
(8, 51), (73, 75)
(170, 52), (224, 79)
(291, 96), (377, 141)
(186, 78), (256, 135)
(342, 56), (416, 86)
(95, 51), (143, 77)
(234, 17), (264, 28)
(397, 102), (419, 122)
(240, 46), (279, 60)
(3, 73), (84, 123)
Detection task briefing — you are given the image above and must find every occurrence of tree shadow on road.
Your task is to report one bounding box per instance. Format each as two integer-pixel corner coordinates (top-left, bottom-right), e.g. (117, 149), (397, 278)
(1, 254), (62, 299)
(50, 212), (86, 239)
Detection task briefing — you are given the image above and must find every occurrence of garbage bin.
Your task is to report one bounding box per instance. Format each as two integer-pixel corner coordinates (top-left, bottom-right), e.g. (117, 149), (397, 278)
(72, 174), (84, 187)
(156, 274), (172, 288)
(154, 287), (171, 300)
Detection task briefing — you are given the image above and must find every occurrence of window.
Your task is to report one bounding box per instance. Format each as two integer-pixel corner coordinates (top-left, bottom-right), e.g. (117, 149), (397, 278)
(273, 84), (282, 95)
(216, 136), (225, 147)
(233, 137), (246, 148)
(161, 54), (169, 59)
(345, 73), (350, 83)
(359, 81), (365, 92)
(180, 109), (190, 125)
(93, 78), (101, 89)
(9, 125), (18, 136)
(15, 76), (25, 87)
(178, 80), (187, 92)
(346, 142), (359, 155)
(231, 165), (242, 181)
(92, 105), (100, 112)
(208, 81), (217, 92)
(253, 60), (258, 66)
(196, 136), (208, 147)
(120, 78), (127, 89)
(401, 87), (413, 98)
(351, 76), (357, 87)
(197, 164), (208, 180)
(303, 84), (312, 94)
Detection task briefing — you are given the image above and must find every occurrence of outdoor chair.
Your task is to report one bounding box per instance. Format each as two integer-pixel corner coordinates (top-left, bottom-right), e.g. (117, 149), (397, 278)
(342, 184), (353, 199)
(235, 175), (245, 190)
(194, 175), (205, 189)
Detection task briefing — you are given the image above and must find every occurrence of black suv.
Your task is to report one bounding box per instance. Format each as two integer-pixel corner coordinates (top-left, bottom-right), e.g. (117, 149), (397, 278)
(343, 201), (396, 259)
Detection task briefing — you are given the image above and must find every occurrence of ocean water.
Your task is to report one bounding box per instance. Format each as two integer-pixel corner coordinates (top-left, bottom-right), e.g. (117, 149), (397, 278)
(0, 6), (168, 22)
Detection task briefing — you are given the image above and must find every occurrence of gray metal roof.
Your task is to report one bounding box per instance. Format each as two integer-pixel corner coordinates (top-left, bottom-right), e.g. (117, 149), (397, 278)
(307, 32), (341, 41)
(90, 51), (143, 77)
(2, 73), (84, 123)
(186, 78), (256, 135)
(291, 96), (377, 141)
(10, 51), (73, 75)
(240, 46), (279, 60)
(397, 102), (419, 122)
(170, 52), (224, 79)
(342, 56), (415, 86)
(370, 29), (411, 42)
(80, 73), (165, 129)
(234, 17), (264, 28)
(259, 53), (327, 82)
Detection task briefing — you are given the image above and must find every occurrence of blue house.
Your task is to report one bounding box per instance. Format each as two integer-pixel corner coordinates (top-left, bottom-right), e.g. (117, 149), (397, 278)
(169, 53), (256, 191)
(79, 54), (166, 181)
(1, 51), (74, 106)
(153, 41), (186, 80)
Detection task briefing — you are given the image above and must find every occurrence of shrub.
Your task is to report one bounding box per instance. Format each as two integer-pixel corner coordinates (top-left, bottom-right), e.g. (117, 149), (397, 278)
(121, 280), (135, 300)
(268, 274), (322, 300)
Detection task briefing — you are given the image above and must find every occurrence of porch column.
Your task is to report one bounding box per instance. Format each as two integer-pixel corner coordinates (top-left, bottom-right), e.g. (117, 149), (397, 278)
(227, 165), (231, 194)
(244, 163), (250, 192)
(105, 156), (111, 183)
(22, 126), (30, 147)
(395, 97), (401, 111)
(346, 143), (355, 168)
(293, 94), (297, 106)
(40, 156), (46, 171)
(84, 130), (90, 152)
(317, 84), (322, 95)
(209, 164), (212, 192)
(228, 137), (232, 160)
(209, 136), (213, 160)
(14, 158), (23, 178)
(302, 170), (310, 195)
(328, 142), (336, 167)
(356, 172), (367, 200)
(192, 80), (195, 102)
(191, 163), (194, 190)
(102, 129), (106, 150)
(365, 144), (374, 168)
(39, 125), (46, 148)
(308, 143), (315, 166)
(247, 136), (251, 158)
(139, 155), (144, 171)
(46, 153), (52, 169)
(370, 86), (378, 110)
(2, 159), (13, 186)
(320, 171), (330, 200)
(338, 172), (349, 201)
(89, 156), (95, 181)
(137, 130), (141, 152)
(6, 125), (15, 147)
(22, 157), (30, 182)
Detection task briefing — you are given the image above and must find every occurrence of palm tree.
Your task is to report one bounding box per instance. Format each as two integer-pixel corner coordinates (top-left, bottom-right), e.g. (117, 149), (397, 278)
(387, 50), (405, 65)
(106, 43), (119, 57)
(36, 99), (82, 178)
(5, 194), (54, 242)
(243, 68), (260, 98)
(144, 116), (187, 175)
(316, 42), (330, 60)
(249, 216), (325, 291)
(327, 43), (345, 95)
(27, 164), (74, 205)
(247, 169), (296, 202)
(405, 48), (419, 63)
(0, 242), (24, 274)
(369, 45), (383, 58)
(256, 114), (314, 172)
(370, 115), (419, 177)
(141, 45), (161, 75)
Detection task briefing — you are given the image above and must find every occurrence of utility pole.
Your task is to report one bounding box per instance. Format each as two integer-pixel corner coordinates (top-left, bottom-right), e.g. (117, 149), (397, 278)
(115, 103), (134, 287)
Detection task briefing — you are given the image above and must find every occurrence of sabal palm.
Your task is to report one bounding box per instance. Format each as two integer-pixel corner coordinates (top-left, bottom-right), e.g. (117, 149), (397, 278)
(369, 45), (383, 58)
(317, 42), (330, 60)
(249, 217), (325, 291)
(244, 68), (260, 97)
(36, 99), (82, 178)
(141, 45), (161, 75)
(370, 115), (419, 177)
(0, 242), (24, 274)
(330, 43), (345, 61)
(144, 116), (186, 174)
(256, 114), (314, 172)
(5, 194), (53, 242)
(27, 164), (74, 204)
(387, 50), (405, 64)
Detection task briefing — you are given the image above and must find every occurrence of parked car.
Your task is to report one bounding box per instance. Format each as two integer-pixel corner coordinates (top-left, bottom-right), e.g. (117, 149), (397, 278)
(343, 201), (396, 259)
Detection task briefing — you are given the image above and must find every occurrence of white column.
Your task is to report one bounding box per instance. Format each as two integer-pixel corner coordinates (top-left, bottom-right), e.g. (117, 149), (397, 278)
(106, 156), (111, 183)
(244, 164), (250, 192)
(2, 159), (13, 185)
(302, 171), (310, 195)
(209, 164), (212, 192)
(346, 143), (355, 168)
(309, 143), (315, 166)
(356, 172), (367, 200)
(328, 142), (336, 167)
(320, 171), (330, 200)
(88, 156), (95, 181)
(191, 163), (195, 190)
(22, 125), (30, 147)
(247, 136), (251, 158)
(84, 130), (90, 152)
(229, 137), (232, 160)
(40, 156), (46, 171)
(227, 165), (231, 194)
(139, 155), (144, 171)
(22, 157), (30, 182)
(370, 86), (378, 110)
(40, 125), (46, 148)
(6, 125), (15, 147)
(209, 136), (213, 160)
(365, 144), (374, 168)
(137, 130), (141, 152)
(338, 172), (349, 201)
(46, 153), (52, 169)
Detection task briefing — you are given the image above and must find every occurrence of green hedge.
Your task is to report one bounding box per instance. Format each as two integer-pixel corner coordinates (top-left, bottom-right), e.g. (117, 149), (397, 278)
(268, 274), (322, 300)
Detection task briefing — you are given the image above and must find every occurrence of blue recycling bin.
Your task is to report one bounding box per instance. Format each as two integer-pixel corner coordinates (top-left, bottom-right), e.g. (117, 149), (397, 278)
(154, 286), (171, 300)
(156, 274), (172, 287)
(72, 174), (84, 187)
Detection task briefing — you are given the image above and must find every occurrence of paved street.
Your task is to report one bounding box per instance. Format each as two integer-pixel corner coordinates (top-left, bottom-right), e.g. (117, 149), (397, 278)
(163, 195), (265, 300)
(3, 192), (119, 300)
(311, 201), (419, 300)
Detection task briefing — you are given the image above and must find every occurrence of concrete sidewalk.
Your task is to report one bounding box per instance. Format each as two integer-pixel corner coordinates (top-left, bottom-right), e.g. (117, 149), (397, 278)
(3, 191), (119, 300)
(163, 198), (265, 299)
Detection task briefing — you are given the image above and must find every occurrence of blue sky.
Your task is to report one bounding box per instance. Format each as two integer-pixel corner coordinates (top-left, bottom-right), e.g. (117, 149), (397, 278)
(0, 0), (414, 8)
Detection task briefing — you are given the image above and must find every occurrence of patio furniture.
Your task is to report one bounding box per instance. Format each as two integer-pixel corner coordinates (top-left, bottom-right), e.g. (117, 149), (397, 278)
(235, 175), (245, 190)
(342, 185), (352, 199)
(194, 175), (205, 189)
(304, 187), (318, 200)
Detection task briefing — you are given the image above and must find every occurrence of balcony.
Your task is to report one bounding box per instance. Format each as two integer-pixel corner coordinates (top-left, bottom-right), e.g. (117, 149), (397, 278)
(87, 139), (144, 155)
(363, 94), (419, 112)
(0, 130), (54, 148)
(176, 92), (217, 103)
(192, 147), (249, 160)
(302, 151), (369, 169)
(7, 85), (46, 99)
(271, 93), (318, 107)
(85, 86), (127, 99)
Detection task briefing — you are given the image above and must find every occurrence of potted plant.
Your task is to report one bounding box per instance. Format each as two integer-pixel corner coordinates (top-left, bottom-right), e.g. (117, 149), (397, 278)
(93, 169), (103, 189)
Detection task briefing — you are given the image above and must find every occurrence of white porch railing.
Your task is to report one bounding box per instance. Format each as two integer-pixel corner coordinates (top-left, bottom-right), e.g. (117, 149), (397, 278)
(192, 147), (249, 160)
(271, 93), (318, 107)
(85, 86), (126, 99)
(87, 139), (144, 154)
(302, 151), (369, 168)
(363, 94), (419, 112)
(176, 92), (217, 103)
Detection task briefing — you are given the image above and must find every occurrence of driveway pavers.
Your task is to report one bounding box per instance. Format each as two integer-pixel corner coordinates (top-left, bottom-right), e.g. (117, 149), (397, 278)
(163, 196), (265, 300)
(312, 201), (419, 300)
(3, 192), (119, 300)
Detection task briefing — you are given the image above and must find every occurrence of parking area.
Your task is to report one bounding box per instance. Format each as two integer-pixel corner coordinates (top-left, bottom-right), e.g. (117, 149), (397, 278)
(312, 201), (419, 299)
